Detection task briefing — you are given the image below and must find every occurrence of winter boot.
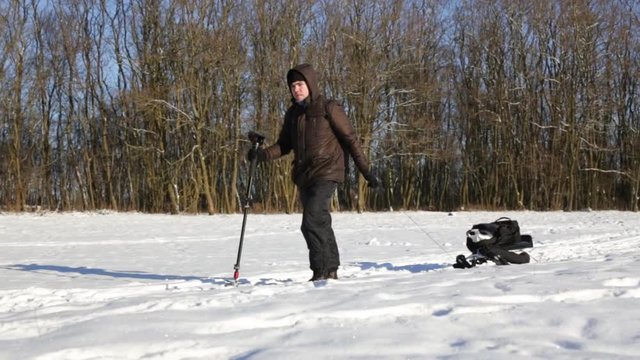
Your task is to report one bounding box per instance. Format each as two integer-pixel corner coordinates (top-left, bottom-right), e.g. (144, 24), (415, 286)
(326, 268), (338, 280)
(309, 269), (326, 282)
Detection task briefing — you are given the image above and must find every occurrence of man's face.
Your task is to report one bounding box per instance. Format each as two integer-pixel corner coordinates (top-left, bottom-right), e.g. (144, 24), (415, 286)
(290, 81), (309, 102)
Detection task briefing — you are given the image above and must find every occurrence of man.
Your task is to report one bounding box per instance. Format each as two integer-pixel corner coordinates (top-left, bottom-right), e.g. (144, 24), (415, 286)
(249, 63), (378, 281)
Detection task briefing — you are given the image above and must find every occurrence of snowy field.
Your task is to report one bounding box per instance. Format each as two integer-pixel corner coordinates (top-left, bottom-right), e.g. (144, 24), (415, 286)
(1, 210), (639, 359)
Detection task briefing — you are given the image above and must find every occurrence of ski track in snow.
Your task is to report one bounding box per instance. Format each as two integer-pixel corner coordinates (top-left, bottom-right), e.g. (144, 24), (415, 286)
(1, 211), (639, 359)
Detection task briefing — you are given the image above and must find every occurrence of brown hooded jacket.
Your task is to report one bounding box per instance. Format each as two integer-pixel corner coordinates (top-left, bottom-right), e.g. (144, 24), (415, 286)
(262, 64), (370, 188)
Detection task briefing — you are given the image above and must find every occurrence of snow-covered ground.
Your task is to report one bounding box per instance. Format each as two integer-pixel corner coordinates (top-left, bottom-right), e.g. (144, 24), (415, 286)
(1, 210), (639, 359)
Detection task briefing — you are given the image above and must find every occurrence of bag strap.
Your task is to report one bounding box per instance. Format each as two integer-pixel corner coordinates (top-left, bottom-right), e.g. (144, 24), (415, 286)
(494, 217), (512, 222)
(325, 99), (350, 172)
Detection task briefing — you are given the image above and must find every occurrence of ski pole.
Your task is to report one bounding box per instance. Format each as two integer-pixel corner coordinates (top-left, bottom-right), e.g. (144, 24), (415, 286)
(233, 131), (265, 284)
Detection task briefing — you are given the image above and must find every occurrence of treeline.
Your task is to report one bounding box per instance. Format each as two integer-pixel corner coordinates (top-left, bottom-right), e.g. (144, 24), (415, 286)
(1, 0), (639, 213)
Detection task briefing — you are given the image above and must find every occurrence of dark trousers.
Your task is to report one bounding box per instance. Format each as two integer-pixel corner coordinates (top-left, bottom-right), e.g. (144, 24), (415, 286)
(299, 181), (339, 272)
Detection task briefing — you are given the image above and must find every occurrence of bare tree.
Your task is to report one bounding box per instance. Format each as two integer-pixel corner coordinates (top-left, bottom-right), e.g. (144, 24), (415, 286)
(1, 0), (638, 213)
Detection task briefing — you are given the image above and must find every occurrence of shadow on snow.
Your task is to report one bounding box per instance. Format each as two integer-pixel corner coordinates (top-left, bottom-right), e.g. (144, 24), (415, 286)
(3, 262), (442, 287)
(355, 261), (447, 273)
(4, 263), (242, 286)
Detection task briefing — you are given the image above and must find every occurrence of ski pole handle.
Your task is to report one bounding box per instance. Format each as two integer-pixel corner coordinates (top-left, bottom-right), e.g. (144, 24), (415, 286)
(248, 131), (265, 146)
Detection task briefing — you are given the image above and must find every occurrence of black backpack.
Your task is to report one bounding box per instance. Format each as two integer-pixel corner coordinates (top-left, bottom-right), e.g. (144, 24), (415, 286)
(460, 217), (532, 266)
(466, 217), (521, 253)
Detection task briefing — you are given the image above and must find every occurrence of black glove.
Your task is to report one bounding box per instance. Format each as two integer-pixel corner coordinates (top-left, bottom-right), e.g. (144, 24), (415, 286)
(247, 148), (266, 162)
(364, 172), (379, 188)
